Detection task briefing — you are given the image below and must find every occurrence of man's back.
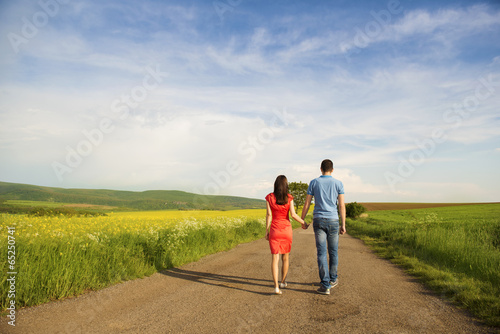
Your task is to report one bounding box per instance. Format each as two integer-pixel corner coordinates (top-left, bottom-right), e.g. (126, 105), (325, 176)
(307, 175), (344, 220)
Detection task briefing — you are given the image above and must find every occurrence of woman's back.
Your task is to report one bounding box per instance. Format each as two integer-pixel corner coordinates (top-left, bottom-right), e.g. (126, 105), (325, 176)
(266, 193), (293, 223)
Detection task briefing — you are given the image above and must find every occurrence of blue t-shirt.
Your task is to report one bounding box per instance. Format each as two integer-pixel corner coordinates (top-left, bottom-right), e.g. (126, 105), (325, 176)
(307, 175), (344, 219)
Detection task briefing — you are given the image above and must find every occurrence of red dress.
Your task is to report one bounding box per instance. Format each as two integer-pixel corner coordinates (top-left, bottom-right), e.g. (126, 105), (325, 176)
(265, 193), (294, 254)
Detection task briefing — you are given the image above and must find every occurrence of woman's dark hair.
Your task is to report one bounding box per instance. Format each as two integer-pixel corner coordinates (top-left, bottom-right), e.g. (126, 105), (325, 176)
(273, 175), (289, 205)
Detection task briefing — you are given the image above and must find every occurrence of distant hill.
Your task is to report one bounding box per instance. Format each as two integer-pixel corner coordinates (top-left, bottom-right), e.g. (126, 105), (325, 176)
(0, 181), (265, 211)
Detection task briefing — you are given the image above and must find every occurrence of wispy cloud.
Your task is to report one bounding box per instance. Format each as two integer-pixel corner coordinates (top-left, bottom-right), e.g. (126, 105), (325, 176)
(341, 4), (500, 57)
(1, 1), (499, 202)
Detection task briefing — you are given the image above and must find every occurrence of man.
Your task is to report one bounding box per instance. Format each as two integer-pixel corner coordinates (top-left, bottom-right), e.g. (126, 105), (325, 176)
(301, 159), (346, 295)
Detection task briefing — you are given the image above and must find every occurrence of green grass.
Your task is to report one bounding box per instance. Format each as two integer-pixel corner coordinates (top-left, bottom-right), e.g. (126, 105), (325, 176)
(4, 200), (73, 207)
(347, 204), (500, 327)
(1, 200), (110, 216)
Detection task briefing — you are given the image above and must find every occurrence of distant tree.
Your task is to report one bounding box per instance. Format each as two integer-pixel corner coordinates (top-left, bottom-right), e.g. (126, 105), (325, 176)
(345, 202), (366, 218)
(289, 181), (308, 211)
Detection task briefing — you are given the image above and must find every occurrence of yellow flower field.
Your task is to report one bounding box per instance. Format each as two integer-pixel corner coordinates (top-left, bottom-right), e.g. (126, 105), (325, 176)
(0, 209), (266, 240)
(0, 209), (267, 310)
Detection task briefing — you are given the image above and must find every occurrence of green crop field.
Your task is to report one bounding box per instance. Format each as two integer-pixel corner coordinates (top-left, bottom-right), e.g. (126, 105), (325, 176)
(4, 200), (73, 208)
(348, 203), (500, 327)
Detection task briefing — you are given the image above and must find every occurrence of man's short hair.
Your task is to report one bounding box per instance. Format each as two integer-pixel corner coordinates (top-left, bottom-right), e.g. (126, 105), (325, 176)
(320, 159), (334, 172)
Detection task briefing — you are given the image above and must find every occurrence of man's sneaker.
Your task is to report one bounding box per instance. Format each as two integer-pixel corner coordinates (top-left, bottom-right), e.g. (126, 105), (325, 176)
(316, 286), (330, 295)
(330, 279), (338, 288)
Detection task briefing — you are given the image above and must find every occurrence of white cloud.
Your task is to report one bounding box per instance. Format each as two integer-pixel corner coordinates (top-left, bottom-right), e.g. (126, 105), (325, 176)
(1, 1), (499, 203)
(445, 116), (500, 145)
(341, 4), (500, 55)
(333, 168), (382, 195)
(389, 182), (493, 203)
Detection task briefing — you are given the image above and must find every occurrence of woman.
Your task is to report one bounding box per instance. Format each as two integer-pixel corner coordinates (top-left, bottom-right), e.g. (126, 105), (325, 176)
(265, 175), (307, 294)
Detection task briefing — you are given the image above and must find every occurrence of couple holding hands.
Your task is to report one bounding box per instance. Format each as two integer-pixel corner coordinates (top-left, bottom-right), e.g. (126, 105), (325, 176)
(265, 159), (346, 295)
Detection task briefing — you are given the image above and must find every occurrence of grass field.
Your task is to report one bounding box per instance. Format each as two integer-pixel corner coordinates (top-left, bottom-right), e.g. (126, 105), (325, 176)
(4, 200), (74, 208)
(348, 203), (500, 327)
(4, 200), (117, 211)
(0, 209), (273, 310)
(358, 202), (499, 211)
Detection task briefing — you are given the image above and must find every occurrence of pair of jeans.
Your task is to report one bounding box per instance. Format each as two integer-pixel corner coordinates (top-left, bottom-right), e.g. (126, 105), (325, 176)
(313, 218), (339, 289)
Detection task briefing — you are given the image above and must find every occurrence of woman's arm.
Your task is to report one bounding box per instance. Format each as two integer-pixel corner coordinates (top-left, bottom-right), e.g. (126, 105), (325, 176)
(289, 200), (306, 226)
(265, 201), (272, 240)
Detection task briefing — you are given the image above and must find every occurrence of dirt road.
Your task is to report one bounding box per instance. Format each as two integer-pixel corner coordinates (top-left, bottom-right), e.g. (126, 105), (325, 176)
(1, 229), (493, 333)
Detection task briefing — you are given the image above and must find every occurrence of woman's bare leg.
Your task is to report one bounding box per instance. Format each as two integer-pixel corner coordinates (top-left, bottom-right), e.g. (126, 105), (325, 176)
(272, 254), (280, 289)
(281, 253), (289, 283)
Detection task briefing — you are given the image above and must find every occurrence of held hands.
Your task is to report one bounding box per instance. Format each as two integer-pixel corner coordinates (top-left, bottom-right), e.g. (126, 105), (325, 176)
(298, 221), (345, 233)
(300, 216), (309, 229)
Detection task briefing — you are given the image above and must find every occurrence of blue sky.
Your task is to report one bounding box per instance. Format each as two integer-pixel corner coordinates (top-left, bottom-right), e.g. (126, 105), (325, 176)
(0, 0), (499, 202)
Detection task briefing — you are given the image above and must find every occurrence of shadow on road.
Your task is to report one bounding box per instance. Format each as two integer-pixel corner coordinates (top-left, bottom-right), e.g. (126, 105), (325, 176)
(160, 268), (316, 295)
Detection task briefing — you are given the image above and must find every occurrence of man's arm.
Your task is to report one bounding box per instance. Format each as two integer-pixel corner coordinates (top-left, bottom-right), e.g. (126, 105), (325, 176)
(338, 194), (346, 235)
(301, 194), (313, 220)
